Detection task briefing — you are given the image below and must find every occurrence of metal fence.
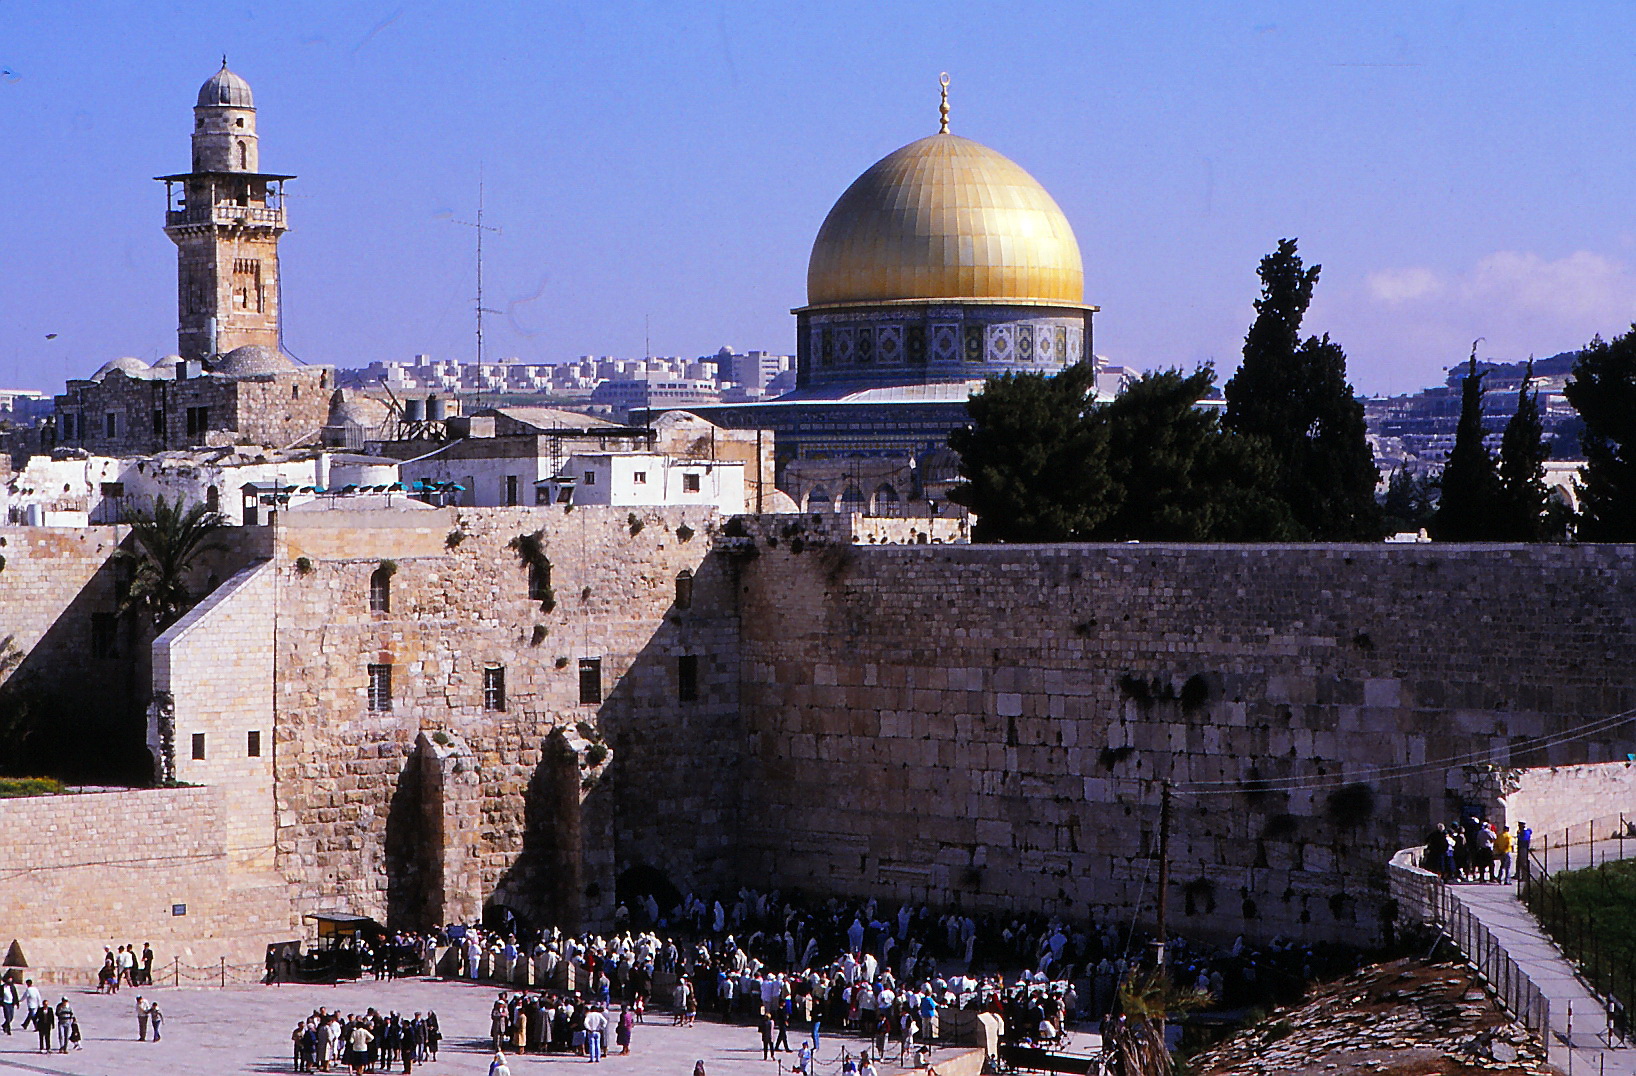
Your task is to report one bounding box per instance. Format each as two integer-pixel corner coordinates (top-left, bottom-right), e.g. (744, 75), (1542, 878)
(1519, 821), (1636, 1044)
(1388, 847), (1551, 1037)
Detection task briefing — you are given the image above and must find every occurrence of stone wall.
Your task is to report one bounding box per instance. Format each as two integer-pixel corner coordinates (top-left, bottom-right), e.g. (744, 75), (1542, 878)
(53, 366), (330, 455)
(0, 786), (298, 975)
(733, 530), (1636, 945)
(1500, 761), (1636, 838)
(152, 561), (277, 864)
(267, 504), (742, 931)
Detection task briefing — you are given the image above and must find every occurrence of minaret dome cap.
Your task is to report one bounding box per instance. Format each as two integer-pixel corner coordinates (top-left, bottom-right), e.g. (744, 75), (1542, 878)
(197, 61), (254, 108)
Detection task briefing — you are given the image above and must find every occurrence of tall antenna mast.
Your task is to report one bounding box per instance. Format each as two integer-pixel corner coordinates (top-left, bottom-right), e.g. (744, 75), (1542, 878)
(453, 166), (502, 368)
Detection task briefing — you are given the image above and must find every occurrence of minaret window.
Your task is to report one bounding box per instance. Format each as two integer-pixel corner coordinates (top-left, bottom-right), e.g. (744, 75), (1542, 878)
(237, 141), (247, 169)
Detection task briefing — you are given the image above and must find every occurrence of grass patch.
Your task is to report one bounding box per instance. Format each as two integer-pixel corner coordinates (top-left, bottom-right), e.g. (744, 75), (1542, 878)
(1535, 857), (1636, 1012)
(0, 777), (65, 798)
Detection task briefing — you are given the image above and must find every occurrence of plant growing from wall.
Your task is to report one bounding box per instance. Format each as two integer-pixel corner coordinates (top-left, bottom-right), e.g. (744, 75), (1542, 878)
(294, 556), (314, 576)
(117, 494), (225, 629)
(377, 559), (398, 577)
(509, 530), (555, 611)
(445, 529), (466, 549)
(676, 523), (695, 543)
(627, 513), (645, 536)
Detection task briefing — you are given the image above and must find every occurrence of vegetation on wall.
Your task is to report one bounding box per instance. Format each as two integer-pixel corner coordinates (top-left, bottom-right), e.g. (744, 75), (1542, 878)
(117, 495), (224, 629)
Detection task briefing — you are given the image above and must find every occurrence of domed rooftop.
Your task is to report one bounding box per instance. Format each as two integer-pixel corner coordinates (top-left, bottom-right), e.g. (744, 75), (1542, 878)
(91, 356), (152, 381)
(152, 354), (184, 369)
(213, 344), (295, 377)
(806, 132), (1084, 307)
(197, 61), (253, 109)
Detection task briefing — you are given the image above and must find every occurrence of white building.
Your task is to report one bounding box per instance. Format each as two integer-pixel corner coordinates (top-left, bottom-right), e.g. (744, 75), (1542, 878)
(539, 452), (744, 514)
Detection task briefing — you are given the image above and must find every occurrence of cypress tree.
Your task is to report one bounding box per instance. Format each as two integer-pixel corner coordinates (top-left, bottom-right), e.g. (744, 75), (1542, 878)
(1224, 239), (1381, 539)
(1494, 360), (1553, 541)
(1565, 328), (1636, 541)
(1431, 351), (1502, 540)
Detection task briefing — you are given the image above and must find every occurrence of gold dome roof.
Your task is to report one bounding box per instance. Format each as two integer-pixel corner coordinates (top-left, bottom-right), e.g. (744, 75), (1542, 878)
(805, 132), (1084, 307)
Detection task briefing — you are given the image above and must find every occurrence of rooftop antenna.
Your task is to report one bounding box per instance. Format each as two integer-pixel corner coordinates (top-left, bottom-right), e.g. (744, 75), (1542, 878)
(645, 314), (651, 361)
(938, 72), (950, 133)
(453, 166), (503, 376)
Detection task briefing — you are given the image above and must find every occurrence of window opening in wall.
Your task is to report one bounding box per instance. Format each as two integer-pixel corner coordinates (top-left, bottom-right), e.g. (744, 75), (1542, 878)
(369, 566), (392, 613)
(104, 412), (118, 439)
(506, 475), (520, 506)
(528, 558), (552, 601)
(368, 663), (393, 712)
(584, 471), (596, 486)
(682, 473), (701, 493)
(186, 406), (210, 438)
(206, 486), (220, 513)
(237, 140), (247, 168)
(153, 409), (166, 437)
(191, 733), (206, 761)
(578, 658), (602, 704)
(632, 471), (647, 485)
(675, 569), (693, 609)
(484, 666), (507, 711)
(247, 730), (261, 757)
(678, 654), (699, 702)
(90, 613), (118, 659)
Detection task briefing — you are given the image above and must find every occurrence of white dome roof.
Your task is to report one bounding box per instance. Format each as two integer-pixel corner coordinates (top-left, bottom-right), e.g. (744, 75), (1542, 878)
(213, 345), (296, 377)
(91, 356), (152, 381)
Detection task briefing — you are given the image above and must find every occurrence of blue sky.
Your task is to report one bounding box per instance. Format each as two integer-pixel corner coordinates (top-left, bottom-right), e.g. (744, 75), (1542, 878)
(4, 1), (1636, 396)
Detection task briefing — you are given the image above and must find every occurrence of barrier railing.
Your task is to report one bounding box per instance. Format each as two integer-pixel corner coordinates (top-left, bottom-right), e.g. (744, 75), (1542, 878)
(1388, 846), (1551, 1037)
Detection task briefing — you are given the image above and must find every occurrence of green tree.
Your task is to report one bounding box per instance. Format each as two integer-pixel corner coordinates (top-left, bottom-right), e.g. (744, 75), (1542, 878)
(1381, 467), (1436, 535)
(1224, 239), (1381, 539)
(1565, 328), (1636, 540)
(1431, 351), (1502, 540)
(948, 363), (1114, 541)
(1494, 360), (1556, 541)
(119, 495), (224, 629)
(1093, 368), (1297, 541)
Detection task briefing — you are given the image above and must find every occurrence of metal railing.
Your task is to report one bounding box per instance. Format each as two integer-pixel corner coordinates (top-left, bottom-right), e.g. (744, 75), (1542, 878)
(1519, 815), (1636, 1043)
(1388, 846), (1551, 1036)
(165, 205), (284, 227)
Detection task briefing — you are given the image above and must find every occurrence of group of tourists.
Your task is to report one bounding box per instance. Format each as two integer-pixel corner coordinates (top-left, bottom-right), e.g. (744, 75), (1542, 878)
(0, 978), (84, 1053)
(1424, 817), (1531, 884)
(483, 990), (639, 1059)
(290, 1007), (441, 1074)
(96, 943), (155, 991)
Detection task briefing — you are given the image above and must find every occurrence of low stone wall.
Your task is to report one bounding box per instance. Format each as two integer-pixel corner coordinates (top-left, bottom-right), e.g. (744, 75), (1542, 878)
(0, 786), (297, 980)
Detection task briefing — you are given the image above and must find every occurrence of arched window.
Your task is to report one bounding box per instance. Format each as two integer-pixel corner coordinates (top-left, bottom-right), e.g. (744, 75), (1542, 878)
(839, 485), (867, 513)
(675, 569), (694, 610)
(237, 140), (248, 169)
(369, 566), (392, 613)
(206, 485), (220, 513)
(529, 558), (552, 602)
(874, 483), (899, 509)
(805, 487), (831, 513)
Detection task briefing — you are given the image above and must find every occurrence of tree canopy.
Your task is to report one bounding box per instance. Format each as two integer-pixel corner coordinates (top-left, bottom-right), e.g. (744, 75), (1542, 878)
(1494, 360), (1561, 541)
(1566, 328), (1636, 541)
(1224, 239), (1380, 539)
(119, 494), (225, 629)
(950, 365), (1296, 542)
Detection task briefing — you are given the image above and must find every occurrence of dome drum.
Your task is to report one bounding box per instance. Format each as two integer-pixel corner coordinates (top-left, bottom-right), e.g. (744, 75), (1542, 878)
(795, 301), (1090, 391)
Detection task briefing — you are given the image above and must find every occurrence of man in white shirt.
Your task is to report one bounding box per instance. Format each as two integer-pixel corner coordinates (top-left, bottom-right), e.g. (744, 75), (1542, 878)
(583, 1005), (608, 1062)
(20, 981), (42, 1030)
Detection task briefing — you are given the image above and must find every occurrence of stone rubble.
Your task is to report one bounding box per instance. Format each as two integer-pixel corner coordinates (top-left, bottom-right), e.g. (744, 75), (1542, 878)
(1187, 958), (1553, 1076)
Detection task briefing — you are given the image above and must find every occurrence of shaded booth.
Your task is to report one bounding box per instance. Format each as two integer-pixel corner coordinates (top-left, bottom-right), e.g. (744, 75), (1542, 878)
(299, 913), (382, 982)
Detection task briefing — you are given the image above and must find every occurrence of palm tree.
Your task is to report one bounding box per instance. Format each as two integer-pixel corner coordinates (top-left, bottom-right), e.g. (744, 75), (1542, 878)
(119, 495), (224, 630)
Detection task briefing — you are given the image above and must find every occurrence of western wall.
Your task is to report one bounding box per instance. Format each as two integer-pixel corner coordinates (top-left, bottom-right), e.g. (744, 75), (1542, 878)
(4, 510), (1636, 970)
(732, 520), (1636, 945)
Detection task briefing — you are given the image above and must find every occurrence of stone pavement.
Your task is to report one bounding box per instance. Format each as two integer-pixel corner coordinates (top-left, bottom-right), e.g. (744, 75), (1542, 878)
(0, 979), (974, 1076)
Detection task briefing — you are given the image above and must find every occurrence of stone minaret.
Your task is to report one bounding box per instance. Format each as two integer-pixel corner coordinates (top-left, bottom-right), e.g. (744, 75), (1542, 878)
(158, 60), (293, 362)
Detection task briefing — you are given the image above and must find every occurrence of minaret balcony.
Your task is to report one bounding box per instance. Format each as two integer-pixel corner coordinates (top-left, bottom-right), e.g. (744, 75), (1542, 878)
(165, 204), (285, 228)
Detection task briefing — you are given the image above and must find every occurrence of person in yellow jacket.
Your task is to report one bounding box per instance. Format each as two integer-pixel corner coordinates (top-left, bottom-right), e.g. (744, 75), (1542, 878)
(1495, 825), (1514, 884)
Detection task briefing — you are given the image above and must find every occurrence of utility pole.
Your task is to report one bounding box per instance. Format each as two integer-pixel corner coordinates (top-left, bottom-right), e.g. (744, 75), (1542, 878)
(1153, 780), (1171, 969)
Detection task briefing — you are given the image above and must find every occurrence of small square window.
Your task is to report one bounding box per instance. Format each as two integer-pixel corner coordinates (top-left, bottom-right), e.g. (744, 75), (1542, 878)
(683, 473), (701, 493)
(632, 471), (647, 485)
(367, 663), (393, 712)
(578, 658), (602, 705)
(90, 613), (118, 659)
(191, 733), (206, 761)
(247, 730), (261, 757)
(584, 471), (596, 486)
(484, 666), (507, 712)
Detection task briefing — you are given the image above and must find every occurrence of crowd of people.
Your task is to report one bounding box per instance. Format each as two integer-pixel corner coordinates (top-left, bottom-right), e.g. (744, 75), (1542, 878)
(1423, 817), (1530, 883)
(0, 978), (85, 1053)
(96, 943), (156, 991)
(290, 1006), (442, 1073)
(483, 990), (639, 1058)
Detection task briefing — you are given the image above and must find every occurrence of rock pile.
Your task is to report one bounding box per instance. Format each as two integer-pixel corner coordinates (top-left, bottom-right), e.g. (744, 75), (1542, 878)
(1187, 958), (1551, 1075)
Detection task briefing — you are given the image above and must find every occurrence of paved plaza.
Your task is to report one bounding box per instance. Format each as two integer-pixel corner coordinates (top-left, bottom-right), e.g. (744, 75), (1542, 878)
(0, 978), (977, 1076)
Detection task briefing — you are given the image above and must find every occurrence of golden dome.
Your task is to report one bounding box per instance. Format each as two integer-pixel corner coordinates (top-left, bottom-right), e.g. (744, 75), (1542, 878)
(805, 133), (1084, 307)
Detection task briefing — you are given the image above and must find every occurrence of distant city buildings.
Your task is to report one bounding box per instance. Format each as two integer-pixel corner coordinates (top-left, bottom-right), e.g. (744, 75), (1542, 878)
(340, 345), (796, 418)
